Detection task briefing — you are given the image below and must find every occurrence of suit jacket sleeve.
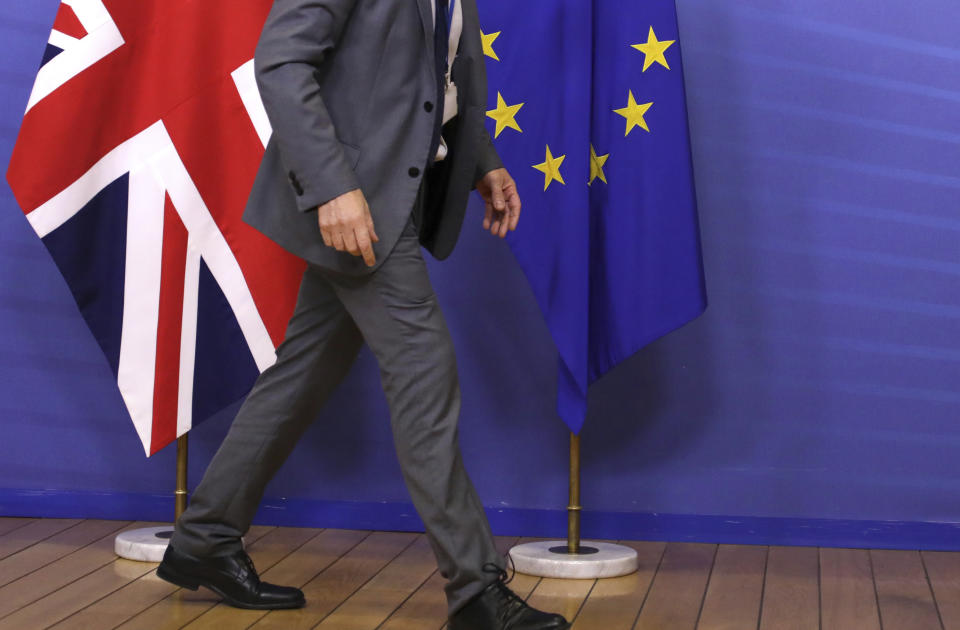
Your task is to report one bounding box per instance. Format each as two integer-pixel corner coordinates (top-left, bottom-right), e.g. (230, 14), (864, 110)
(474, 126), (504, 183)
(254, 0), (361, 212)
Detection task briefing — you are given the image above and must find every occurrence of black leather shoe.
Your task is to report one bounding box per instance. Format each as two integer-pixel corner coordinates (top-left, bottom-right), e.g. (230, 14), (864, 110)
(156, 544), (305, 610)
(449, 564), (569, 630)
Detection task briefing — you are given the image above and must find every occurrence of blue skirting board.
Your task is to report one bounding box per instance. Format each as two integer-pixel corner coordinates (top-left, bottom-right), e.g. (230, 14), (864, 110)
(2, 488), (959, 551)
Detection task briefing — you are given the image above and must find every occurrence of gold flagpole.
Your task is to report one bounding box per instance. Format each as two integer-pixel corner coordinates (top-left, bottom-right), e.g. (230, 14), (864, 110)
(567, 432), (581, 553)
(174, 434), (189, 521)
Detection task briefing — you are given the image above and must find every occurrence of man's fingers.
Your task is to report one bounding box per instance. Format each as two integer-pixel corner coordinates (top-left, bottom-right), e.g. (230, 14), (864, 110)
(318, 214), (334, 247)
(492, 181), (506, 212)
(356, 228), (376, 267)
(331, 230), (347, 252)
(483, 202), (494, 230)
(491, 214), (504, 237)
(507, 189), (522, 231)
(320, 227), (333, 247)
(498, 213), (509, 238)
(366, 214), (380, 243)
(342, 229), (360, 256)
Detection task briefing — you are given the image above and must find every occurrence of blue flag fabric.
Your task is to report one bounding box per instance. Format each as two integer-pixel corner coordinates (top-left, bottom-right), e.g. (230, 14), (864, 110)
(479, 0), (707, 433)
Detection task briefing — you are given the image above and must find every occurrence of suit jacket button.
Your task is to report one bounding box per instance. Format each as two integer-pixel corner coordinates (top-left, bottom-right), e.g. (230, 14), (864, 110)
(409, 167), (421, 178)
(424, 101), (434, 113)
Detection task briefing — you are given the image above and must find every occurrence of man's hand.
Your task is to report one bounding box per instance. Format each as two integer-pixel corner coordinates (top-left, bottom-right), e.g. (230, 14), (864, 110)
(477, 168), (521, 238)
(317, 189), (379, 267)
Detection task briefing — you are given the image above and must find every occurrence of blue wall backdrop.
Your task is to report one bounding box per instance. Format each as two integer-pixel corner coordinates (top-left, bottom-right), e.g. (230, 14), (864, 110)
(1, 0), (958, 548)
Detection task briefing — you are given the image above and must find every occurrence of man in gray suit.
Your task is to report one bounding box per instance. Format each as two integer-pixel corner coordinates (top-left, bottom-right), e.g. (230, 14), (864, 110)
(156, 1), (568, 628)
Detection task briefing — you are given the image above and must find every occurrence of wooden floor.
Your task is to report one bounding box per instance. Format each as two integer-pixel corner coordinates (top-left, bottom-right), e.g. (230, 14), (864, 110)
(0, 519), (958, 630)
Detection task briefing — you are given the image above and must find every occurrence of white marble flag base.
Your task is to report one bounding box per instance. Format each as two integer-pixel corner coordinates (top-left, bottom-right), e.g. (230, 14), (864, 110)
(508, 541), (639, 579)
(115, 526), (174, 562)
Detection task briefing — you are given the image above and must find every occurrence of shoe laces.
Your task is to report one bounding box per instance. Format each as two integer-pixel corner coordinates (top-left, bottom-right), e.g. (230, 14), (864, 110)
(482, 549), (517, 585)
(237, 551), (260, 584)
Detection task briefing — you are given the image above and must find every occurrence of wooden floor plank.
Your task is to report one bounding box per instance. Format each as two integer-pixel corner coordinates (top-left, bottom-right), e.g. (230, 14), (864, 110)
(758, 546), (820, 630)
(50, 568), (178, 630)
(0, 517), (82, 561)
(697, 544), (768, 630)
(316, 534), (438, 629)
(257, 528), (369, 588)
(0, 554), (156, 629)
(381, 570), (447, 630)
(526, 576), (595, 625)
(634, 542), (717, 630)
(871, 550), (942, 630)
(251, 531), (418, 630)
(923, 550), (960, 630)
(0, 518), (34, 537)
(820, 548), (882, 630)
(571, 541), (666, 630)
(113, 525), (276, 630)
(0, 520), (136, 619)
(0, 519), (129, 587)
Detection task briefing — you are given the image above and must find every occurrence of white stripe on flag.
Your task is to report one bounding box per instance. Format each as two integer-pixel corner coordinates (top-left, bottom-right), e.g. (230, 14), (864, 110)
(118, 161), (165, 455)
(231, 59), (273, 149)
(177, 238), (201, 438)
(48, 30), (81, 52)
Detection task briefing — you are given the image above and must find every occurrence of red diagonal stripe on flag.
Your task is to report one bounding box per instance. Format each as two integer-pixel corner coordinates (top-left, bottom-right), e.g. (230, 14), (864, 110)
(53, 3), (87, 40)
(151, 195), (188, 455)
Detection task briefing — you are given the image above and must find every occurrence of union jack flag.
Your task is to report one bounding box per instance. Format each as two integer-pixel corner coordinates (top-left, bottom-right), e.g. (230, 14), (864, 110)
(6, 0), (305, 455)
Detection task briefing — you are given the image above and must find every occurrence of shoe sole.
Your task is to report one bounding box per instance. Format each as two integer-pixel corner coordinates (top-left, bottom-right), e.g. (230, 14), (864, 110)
(156, 565), (305, 610)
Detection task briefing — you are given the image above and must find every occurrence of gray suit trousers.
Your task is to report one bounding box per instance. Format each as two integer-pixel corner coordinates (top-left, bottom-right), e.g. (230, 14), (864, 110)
(170, 210), (505, 613)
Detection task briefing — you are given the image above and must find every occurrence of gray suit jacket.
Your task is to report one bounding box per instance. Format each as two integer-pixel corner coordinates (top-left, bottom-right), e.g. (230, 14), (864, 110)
(243, 0), (503, 274)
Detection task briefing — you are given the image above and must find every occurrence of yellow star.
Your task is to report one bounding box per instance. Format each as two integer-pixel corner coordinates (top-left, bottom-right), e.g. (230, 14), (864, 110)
(589, 145), (609, 186)
(613, 90), (653, 136)
(486, 92), (524, 138)
(481, 29), (501, 61)
(533, 145), (566, 191)
(631, 27), (676, 71)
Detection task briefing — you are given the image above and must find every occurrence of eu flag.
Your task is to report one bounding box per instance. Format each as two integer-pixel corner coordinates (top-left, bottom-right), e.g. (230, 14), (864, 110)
(479, 0), (707, 433)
